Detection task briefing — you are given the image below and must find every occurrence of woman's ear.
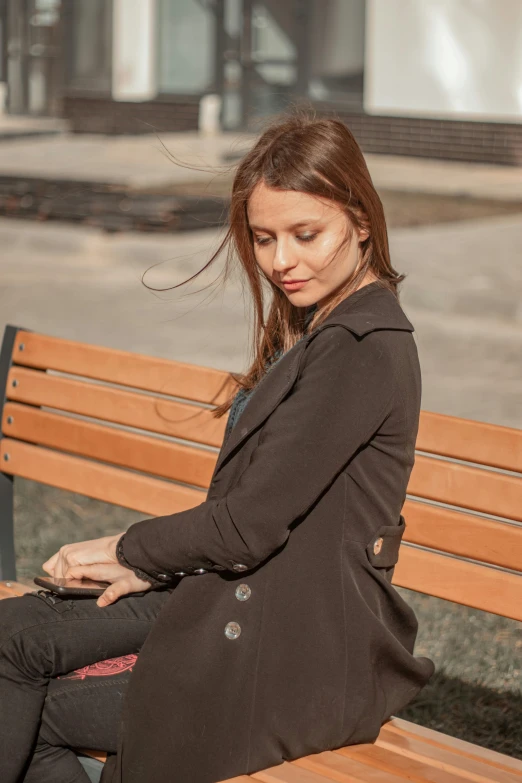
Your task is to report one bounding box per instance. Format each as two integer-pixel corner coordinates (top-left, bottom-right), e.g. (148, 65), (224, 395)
(358, 227), (370, 242)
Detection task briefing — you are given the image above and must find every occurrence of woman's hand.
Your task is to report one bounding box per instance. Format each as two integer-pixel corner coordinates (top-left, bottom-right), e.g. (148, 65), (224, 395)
(42, 533), (152, 607)
(42, 533), (124, 579)
(64, 562), (153, 608)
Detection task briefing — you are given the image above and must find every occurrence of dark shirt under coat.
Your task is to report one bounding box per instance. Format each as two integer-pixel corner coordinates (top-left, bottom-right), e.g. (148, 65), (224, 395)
(105, 281), (435, 783)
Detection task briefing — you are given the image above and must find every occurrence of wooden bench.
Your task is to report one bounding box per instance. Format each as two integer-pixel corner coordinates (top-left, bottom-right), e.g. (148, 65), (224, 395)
(1, 324), (521, 783)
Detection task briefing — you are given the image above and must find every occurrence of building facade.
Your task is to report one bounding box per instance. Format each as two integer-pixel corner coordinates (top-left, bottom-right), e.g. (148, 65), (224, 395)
(1, 0), (521, 164)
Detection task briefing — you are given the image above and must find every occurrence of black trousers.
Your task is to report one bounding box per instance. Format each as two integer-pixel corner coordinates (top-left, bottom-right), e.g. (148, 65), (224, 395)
(0, 586), (174, 783)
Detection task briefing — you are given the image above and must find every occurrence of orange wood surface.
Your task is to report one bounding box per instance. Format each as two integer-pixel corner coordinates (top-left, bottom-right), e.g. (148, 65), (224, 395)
(7, 367), (227, 447)
(0, 581), (32, 599)
(401, 499), (522, 572)
(392, 544), (522, 621)
(417, 411), (522, 473)
(12, 331), (237, 405)
(409, 455), (522, 522)
(382, 718), (522, 774)
(0, 439), (205, 516)
(2, 402), (217, 489)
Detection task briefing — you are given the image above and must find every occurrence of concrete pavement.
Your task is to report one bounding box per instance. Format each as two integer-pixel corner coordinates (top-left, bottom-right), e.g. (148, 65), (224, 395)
(0, 211), (520, 428)
(0, 130), (521, 199)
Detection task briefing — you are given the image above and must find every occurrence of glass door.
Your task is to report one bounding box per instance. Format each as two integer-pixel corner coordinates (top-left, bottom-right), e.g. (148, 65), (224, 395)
(220, 0), (310, 130)
(6, 0), (63, 116)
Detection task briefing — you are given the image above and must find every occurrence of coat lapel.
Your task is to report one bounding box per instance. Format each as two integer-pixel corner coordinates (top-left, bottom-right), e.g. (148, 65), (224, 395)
(213, 286), (414, 476)
(213, 337), (309, 474)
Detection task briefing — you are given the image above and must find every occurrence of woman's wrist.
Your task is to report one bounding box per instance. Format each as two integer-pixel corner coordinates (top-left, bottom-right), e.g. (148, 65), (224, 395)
(115, 533), (167, 588)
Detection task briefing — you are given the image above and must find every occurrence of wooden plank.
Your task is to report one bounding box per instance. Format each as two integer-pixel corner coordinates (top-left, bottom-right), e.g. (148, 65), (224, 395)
(408, 456), (522, 523)
(12, 331), (237, 405)
(293, 750), (429, 782)
(76, 750), (107, 764)
(382, 719), (522, 775)
(3, 403), (217, 489)
(7, 367), (227, 448)
(418, 411), (522, 473)
(252, 761), (338, 783)
(337, 743), (516, 783)
(392, 545), (522, 621)
(402, 500), (522, 573)
(374, 726), (522, 782)
(0, 581), (33, 599)
(0, 439), (205, 516)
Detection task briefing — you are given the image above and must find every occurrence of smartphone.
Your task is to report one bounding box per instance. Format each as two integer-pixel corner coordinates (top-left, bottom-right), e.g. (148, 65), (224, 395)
(34, 576), (110, 597)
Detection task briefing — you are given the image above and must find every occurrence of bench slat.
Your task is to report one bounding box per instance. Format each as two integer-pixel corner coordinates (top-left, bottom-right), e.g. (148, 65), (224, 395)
(382, 719), (522, 775)
(7, 367), (226, 448)
(409, 455), (522, 522)
(295, 751), (427, 782)
(3, 403), (217, 489)
(417, 411), (522, 473)
(252, 761), (341, 782)
(12, 331), (236, 405)
(337, 743), (516, 783)
(402, 500), (522, 572)
(374, 729), (521, 783)
(0, 581), (33, 599)
(393, 545), (522, 621)
(0, 439), (204, 516)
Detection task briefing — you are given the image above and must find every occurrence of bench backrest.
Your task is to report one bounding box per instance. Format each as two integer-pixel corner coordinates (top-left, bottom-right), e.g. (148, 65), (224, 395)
(1, 326), (521, 621)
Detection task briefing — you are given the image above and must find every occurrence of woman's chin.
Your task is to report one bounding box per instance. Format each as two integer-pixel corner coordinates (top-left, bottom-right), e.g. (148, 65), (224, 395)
(283, 289), (319, 307)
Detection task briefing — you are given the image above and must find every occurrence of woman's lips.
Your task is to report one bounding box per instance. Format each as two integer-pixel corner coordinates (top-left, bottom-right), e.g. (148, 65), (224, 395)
(282, 279), (309, 291)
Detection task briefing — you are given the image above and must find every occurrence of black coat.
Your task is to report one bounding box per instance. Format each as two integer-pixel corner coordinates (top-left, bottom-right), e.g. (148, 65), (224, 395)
(103, 282), (435, 783)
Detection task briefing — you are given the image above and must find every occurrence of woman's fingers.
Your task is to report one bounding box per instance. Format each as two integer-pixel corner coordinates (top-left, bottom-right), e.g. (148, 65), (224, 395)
(97, 580), (134, 608)
(65, 563), (131, 582)
(41, 533), (125, 578)
(42, 551), (59, 576)
(64, 563), (153, 608)
(97, 575), (152, 608)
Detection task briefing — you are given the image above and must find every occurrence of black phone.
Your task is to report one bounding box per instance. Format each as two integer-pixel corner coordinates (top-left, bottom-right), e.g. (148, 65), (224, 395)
(34, 576), (110, 597)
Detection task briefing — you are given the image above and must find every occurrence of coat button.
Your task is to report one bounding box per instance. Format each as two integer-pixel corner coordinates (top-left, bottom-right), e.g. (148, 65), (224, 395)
(174, 571), (188, 577)
(235, 584), (251, 601)
(194, 568), (207, 574)
(232, 563), (248, 572)
(157, 574), (170, 580)
(224, 622), (241, 640)
(373, 537), (384, 555)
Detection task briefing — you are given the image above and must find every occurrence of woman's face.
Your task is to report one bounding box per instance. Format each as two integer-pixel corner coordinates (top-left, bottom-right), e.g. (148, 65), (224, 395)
(247, 181), (370, 308)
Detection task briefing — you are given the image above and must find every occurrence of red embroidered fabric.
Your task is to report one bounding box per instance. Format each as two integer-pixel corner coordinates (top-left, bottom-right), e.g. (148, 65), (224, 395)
(58, 654), (138, 680)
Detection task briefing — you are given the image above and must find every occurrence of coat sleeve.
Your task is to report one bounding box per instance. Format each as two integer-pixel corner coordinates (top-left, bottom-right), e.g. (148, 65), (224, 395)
(119, 326), (397, 580)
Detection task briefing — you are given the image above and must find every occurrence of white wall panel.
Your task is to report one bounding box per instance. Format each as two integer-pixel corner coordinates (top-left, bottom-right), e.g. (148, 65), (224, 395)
(365, 0), (522, 122)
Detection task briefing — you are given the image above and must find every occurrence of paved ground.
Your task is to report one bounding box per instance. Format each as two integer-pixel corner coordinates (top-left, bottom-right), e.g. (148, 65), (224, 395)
(1, 129), (522, 200)
(1, 211), (520, 427)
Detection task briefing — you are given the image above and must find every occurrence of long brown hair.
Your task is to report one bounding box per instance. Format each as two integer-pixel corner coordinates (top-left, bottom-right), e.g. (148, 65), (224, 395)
(152, 113), (404, 418)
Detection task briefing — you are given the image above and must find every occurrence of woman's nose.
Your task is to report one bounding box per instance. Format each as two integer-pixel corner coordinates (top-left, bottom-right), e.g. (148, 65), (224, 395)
(272, 240), (297, 273)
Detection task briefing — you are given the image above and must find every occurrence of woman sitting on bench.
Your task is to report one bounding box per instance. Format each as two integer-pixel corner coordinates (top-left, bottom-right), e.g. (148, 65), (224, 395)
(0, 114), (434, 783)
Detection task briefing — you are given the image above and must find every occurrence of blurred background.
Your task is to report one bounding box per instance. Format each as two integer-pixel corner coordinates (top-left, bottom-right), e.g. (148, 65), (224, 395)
(0, 0), (520, 758)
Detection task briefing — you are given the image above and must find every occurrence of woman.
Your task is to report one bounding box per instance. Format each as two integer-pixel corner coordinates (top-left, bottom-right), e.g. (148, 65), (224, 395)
(0, 115), (434, 783)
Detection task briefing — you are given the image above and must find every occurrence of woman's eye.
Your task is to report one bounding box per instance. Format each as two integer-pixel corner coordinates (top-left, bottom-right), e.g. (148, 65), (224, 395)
(297, 233), (317, 243)
(254, 236), (271, 246)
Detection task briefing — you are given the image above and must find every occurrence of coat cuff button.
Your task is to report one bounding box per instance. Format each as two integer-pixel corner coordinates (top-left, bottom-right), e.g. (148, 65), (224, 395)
(232, 563), (248, 572)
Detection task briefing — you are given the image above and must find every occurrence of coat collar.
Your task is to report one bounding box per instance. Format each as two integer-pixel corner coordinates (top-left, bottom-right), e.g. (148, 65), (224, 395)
(212, 283), (413, 477)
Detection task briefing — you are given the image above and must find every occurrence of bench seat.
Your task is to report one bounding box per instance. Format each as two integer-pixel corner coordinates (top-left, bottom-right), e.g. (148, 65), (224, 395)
(1, 326), (521, 782)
